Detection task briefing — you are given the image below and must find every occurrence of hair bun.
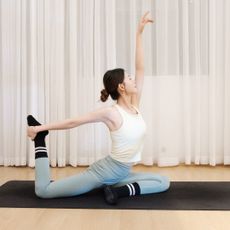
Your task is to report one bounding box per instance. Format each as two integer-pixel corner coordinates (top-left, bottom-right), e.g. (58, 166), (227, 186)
(100, 89), (109, 102)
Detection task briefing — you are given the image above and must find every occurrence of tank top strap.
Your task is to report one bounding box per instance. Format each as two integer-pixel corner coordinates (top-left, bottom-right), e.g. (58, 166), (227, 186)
(131, 105), (140, 114)
(114, 104), (127, 118)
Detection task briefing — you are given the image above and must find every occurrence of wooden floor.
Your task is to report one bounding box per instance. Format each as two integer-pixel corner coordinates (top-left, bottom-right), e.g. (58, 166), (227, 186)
(0, 164), (230, 230)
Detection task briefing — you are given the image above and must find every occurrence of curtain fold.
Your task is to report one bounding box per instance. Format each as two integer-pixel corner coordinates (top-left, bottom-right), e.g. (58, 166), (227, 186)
(0, 0), (229, 167)
(224, 0), (230, 164)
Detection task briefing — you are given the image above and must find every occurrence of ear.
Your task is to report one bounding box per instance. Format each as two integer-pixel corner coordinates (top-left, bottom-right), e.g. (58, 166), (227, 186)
(118, 83), (125, 92)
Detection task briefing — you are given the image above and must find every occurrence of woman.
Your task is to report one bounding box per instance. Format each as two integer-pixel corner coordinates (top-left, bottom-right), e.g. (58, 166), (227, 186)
(27, 12), (170, 205)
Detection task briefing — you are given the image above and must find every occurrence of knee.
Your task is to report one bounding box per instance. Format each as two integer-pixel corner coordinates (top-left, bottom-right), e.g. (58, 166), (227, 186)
(147, 173), (170, 191)
(35, 186), (49, 199)
(161, 176), (170, 191)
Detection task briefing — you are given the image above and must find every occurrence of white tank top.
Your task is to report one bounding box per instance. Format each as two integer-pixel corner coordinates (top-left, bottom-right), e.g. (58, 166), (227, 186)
(109, 104), (147, 163)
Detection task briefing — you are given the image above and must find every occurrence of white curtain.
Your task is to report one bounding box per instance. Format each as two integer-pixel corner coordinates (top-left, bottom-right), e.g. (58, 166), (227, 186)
(0, 0), (229, 167)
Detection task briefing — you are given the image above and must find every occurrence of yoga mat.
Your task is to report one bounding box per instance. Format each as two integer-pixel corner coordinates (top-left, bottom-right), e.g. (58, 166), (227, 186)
(0, 180), (230, 210)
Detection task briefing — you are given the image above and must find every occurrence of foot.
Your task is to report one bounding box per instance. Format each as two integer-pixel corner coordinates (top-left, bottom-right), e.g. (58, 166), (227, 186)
(27, 115), (49, 141)
(103, 185), (118, 205)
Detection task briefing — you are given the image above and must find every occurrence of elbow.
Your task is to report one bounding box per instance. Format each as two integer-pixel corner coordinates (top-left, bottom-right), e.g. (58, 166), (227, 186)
(69, 117), (86, 129)
(135, 63), (144, 72)
(136, 68), (144, 74)
(66, 119), (78, 129)
(136, 67), (144, 71)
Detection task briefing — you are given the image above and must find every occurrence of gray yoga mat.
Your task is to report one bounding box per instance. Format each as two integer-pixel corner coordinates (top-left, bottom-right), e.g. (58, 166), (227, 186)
(0, 180), (230, 210)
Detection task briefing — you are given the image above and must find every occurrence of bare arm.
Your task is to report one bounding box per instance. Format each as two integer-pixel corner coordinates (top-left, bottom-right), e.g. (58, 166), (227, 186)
(132, 12), (153, 107)
(27, 107), (110, 140)
(35, 110), (104, 132)
(135, 32), (144, 73)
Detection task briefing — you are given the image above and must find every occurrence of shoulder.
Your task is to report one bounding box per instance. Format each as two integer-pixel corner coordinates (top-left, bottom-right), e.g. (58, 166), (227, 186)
(90, 105), (117, 122)
(104, 105), (119, 120)
(93, 105), (120, 131)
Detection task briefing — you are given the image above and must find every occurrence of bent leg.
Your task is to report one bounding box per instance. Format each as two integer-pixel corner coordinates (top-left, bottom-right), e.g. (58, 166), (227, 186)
(28, 115), (103, 199)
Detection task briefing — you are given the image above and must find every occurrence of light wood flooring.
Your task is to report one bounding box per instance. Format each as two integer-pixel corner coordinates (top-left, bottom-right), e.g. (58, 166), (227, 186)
(0, 164), (230, 230)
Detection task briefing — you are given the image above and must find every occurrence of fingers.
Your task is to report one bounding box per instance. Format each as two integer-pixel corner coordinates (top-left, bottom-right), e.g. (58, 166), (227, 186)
(27, 127), (36, 140)
(137, 11), (154, 33)
(142, 19), (154, 25)
(142, 11), (154, 24)
(143, 11), (150, 19)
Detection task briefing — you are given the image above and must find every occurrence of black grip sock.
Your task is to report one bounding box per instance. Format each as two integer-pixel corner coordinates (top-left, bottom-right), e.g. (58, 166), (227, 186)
(114, 182), (141, 197)
(27, 115), (49, 158)
(104, 182), (141, 205)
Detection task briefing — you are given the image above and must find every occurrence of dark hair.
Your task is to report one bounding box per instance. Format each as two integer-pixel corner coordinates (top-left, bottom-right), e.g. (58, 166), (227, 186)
(100, 68), (125, 102)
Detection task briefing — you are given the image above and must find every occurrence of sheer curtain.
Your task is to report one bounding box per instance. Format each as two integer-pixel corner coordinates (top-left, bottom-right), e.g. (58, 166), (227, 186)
(0, 0), (229, 167)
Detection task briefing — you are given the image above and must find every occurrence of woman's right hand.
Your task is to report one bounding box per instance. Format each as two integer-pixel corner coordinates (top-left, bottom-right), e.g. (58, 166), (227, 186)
(27, 126), (38, 140)
(137, 11), (154, 34)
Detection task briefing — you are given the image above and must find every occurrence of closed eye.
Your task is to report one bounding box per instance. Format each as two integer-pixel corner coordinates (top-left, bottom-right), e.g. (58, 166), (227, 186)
(127, 74), (134, 81)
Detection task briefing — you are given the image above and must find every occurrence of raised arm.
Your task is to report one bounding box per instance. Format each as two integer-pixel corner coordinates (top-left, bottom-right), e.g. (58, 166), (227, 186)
(132, 12), (153, 107)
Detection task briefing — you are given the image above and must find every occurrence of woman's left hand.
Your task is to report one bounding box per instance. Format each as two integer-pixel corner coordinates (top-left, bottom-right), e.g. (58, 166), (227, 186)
(137, 11), (154, 34)
(27, 126), (38, 141)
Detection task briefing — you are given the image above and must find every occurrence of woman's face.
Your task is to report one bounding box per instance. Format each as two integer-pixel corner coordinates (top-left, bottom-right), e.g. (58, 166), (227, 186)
(122, 72), (137, 94)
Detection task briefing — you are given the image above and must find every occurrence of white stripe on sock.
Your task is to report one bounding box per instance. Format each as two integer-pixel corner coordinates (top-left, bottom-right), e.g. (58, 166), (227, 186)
(129, 183), (135, 196)
(35, 147), (47, 150)
(126, 184), (133, 196)
(35, 150), (47, 154)
(35, 148), (47, 152)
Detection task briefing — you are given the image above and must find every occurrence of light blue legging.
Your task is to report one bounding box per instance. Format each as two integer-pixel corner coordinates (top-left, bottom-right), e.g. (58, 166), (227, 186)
(35, 155), (170, 199)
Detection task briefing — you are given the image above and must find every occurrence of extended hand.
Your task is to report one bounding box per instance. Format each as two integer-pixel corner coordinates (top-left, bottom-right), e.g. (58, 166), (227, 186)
(27, 126), (38, 141)
(137, 11), (154, 34)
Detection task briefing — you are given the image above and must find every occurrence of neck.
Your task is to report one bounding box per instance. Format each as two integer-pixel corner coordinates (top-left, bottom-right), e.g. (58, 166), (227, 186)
(117, 94), (133, 110)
